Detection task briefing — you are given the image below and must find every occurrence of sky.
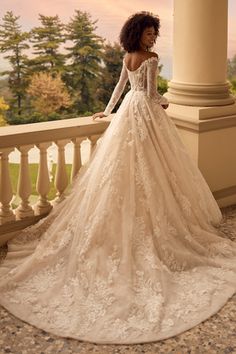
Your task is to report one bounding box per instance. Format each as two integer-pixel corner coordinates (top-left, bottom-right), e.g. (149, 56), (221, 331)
(0, 0), (235, 79)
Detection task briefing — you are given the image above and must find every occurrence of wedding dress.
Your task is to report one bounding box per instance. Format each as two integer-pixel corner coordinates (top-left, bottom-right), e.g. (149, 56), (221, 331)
(0, 56), (236, 344)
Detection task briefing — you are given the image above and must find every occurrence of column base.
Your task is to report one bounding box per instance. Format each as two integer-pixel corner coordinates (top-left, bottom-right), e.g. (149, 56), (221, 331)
(0, 212), (15, 225)
(15, 206), (34, 220)
(166, 81), (235, 106)
(166, 103), (236, 207)
(213, 189), (236, 208)
(34, 202), (53, 216)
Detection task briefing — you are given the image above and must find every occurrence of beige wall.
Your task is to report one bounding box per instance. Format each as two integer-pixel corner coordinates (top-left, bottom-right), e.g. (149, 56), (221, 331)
(178, 126), (236, 191)
(175, 121), (236, 207)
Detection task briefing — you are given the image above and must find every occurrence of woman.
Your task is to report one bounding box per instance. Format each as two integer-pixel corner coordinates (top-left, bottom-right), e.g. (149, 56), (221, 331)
(0, 12), (236, 344)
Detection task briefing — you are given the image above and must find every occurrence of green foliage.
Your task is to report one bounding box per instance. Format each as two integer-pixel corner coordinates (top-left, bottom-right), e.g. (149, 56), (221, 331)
(0, 78), (12, 100)
(5, 110), (67, 125)
(157, 63), (168, 95)
(227, 55), (236, 79)
(0, 10), (170, 124)
(65, 10), (104, 114)
(0, 96), (9, 125)
(97, 42), (127, 111)
(230, 79), (236, 95)
(157, 76), (168, 95)
(28, 14), (65, 74)
(0, 11), (30, 115)
(47, 112), (62, 121)
(5, 111), (42, 124)
(228, 55), (236, 96)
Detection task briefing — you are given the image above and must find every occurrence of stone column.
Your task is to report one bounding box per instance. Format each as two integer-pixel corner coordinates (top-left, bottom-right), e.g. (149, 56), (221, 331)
(167, 0), (234, 107)
(165, 0), (236, 207)
(34, 142), (53, 215)
(54, 139), (70, 203)
(71, 137), (83, 181)
(16, 145), (34, 219)
(0, 149), (15, 224)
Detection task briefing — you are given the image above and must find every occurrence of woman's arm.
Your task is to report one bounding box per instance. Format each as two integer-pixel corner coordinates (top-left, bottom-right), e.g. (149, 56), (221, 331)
(146, 56), (169, 109)
(93, 61), (128, 120)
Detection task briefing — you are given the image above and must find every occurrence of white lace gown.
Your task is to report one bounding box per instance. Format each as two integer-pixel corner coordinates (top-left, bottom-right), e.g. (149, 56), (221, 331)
(0, 56), (236, 344)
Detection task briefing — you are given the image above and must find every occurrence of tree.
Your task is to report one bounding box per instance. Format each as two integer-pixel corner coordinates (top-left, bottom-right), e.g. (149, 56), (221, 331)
(65, 10), (104, 114)
(0, 78), (12, 101)
(227, 55), (236, 79)
(227, 55), (236, 96)
(27, 72), (72, 116)
(230, 79), (236, 95)
(97, 42), (127, 110)
(156, 63), (168, 95)
(0, 96), (9, 126)
(0, 11), (30, 115)
(29, 15), (65, 74)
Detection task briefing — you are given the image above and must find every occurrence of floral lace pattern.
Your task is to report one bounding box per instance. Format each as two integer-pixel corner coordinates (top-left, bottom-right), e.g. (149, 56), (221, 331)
(104, 57), (168, 116)
(0, 56), (236, 344)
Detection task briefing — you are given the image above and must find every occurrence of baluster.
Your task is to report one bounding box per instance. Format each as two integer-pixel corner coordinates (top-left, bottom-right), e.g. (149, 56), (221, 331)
(0, 149), (15, 224)
(34, 142), (53, 215)
(71, 137), (83, 181)
(15, 145), (34, 219)
(89, 134), (101, 156)
(54, 139), (69, 202)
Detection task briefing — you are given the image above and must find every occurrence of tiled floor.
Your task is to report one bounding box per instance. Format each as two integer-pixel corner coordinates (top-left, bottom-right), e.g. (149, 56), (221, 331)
(0, 206), (236, 354)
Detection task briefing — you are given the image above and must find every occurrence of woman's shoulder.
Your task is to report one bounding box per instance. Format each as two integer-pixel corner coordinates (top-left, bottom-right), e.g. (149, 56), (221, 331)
(145, 52), (159, 65)
(146, 52), (158, 59)
(124, 51), (158, 60)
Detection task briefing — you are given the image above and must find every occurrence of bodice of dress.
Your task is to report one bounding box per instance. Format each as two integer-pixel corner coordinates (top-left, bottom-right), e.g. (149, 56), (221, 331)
(104, 56), (168, 116)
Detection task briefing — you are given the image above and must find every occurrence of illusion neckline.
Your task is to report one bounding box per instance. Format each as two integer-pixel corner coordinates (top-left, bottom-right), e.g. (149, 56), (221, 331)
(123, 56), (158, 72)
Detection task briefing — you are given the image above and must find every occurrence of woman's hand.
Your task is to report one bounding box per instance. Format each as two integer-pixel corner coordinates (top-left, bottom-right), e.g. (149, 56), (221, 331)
(92, 112), (107, 120)
(161, 104), (169, 110)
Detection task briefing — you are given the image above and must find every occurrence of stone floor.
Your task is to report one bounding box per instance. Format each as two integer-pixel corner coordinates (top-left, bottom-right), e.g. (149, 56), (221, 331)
(0, 206), (236, 354)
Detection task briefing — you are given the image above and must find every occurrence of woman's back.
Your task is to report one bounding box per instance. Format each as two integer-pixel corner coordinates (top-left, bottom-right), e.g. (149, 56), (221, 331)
(124, 51), (158, 72)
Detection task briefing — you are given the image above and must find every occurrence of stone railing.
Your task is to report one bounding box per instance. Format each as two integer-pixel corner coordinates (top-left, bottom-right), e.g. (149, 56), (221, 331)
(0, 116), (111, 244)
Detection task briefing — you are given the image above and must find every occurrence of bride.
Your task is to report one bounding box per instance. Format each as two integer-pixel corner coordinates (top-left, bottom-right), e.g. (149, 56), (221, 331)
(0, 12), (236, 345)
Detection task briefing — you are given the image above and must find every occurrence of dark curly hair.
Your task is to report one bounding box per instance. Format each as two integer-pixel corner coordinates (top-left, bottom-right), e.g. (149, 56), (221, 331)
(119, 12), (160, 53)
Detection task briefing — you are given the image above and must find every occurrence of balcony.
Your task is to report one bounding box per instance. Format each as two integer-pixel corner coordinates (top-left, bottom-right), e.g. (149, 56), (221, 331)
(0, 115), (111, 245)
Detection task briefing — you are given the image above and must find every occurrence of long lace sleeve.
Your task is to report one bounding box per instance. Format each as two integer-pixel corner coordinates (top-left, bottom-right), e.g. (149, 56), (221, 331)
(146, 57), (168, 105)
(104, 61), (128, 116)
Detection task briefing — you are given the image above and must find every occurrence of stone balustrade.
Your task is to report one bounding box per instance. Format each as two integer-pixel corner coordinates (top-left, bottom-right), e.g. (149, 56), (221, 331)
(0, 116), (111, 244)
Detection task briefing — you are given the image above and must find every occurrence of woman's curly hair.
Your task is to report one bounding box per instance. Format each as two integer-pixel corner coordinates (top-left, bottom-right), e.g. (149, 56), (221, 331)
(120, 12), (160, 52)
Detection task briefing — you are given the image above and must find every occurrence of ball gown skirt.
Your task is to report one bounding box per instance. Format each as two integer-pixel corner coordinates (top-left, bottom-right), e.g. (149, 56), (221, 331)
(0, 57), (235, 344)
